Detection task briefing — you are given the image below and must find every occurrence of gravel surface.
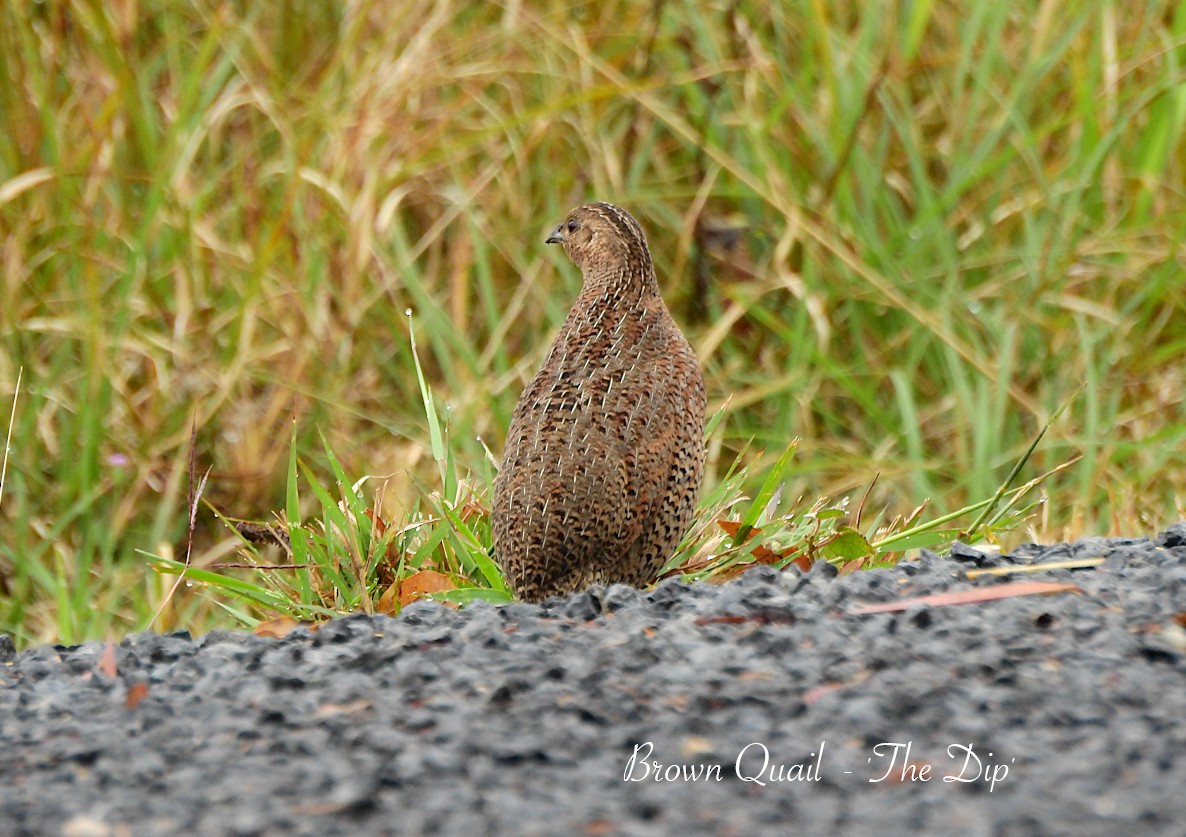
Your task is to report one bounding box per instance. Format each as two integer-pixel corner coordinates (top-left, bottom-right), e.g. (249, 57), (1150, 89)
(4, 526), (1186, 836)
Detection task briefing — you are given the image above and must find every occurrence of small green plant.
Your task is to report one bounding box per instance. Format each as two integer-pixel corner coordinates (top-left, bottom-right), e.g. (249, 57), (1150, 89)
(145, 345), (1069, 629)
(147, 317), (512, 628)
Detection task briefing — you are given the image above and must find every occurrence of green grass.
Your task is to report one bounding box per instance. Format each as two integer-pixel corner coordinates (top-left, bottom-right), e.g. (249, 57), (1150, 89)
(2, 0), (1185, 646)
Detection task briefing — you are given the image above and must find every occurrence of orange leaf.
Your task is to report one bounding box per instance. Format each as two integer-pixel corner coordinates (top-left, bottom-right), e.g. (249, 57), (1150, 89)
(254, 615), (303, 639)
(125, 682), (149, 709)
(848, 581), (1081, 615)
(838, 558), (867, 575)
(751, 544), (780, 562)
(365, 510), (405, 587)
(787, 552), (814, 572)
(397, 569), (456, 607)
(377, 582), (401, 616)
(718, 519), (760, 543)
(718, 520), (810, 570)
(363, 509), (387, 537)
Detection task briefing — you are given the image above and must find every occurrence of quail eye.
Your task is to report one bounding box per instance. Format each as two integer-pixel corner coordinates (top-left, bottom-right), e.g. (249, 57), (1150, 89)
(566, 219), (578, 232)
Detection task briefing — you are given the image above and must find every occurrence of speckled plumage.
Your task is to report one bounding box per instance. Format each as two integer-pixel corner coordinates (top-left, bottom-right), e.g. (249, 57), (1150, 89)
(492, 202), (707, 602)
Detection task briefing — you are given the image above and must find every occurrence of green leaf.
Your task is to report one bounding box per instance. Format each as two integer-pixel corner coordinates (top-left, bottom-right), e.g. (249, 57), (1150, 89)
(819, 527), (875, 562)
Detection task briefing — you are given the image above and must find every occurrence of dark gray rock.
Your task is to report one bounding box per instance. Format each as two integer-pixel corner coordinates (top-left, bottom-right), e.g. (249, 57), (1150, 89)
(2, 527), (1186, 835)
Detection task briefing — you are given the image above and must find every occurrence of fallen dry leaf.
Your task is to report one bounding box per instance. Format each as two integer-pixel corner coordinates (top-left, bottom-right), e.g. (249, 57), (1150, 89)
(787, 553), (814, 572)
(365, 509), (405, 589)
(716, 519), (813, 572)
(378, 569), (458, 615)
(125, 682), (149, 709)
(838, 557), (868, 575)
(253, 615), (304, 639)
(398, 569), (455, 606)
(717, 519), (757, 542)
(849, 581), (1081, 615)
(377, 582), (400, 616)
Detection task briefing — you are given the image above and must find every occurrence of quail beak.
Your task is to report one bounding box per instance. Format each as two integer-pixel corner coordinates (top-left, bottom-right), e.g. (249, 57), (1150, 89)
(545, 224), (565, 245)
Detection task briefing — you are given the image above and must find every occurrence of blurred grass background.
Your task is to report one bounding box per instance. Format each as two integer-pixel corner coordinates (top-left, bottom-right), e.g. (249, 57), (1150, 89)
(1, 0), (1184, 645)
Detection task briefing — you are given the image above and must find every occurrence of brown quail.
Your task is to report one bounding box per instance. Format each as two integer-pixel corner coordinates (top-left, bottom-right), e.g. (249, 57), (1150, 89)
(492, 202), (707, 602)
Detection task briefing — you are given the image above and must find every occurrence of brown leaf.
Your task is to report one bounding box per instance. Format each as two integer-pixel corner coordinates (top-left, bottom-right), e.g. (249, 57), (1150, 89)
(751, 543), (780, 562)
(363, 509), (387, 537)
(377, 581), (401, 616)
(125, 682), (149, 709)
(717, 519), (740, 537)
(717, 519), (811, 571)
(366, 510), (405, 588)
(397, 569), (456, 607)
(849, 581), (1081, 615)
(97, 641), (118, 678)
(254, 615), (303, 639)
(787, 552), (814, 573)
(717, 519), (759, 542)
